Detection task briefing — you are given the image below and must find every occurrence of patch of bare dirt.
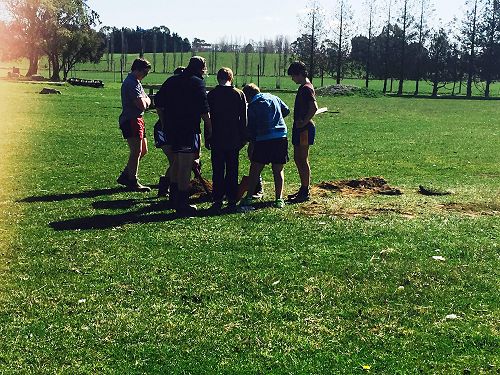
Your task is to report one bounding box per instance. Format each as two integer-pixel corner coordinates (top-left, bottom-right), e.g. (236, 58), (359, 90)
(298, 202), (414, 219)
(437, 202), (500, 217)
(311, 177), (402, 198)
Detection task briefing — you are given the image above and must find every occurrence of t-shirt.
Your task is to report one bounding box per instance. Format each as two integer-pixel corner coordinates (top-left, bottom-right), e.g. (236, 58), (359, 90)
(119, 73), (146, 124)
(293, 82), (316, 128)
(155, 71), (210, 137)
(207, 85), (247, 150)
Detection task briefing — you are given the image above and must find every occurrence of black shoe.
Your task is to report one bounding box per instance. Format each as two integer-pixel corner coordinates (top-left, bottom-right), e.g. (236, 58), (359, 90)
(288, 187), (310, 203)
(158, 176), (169, 197)
(128, 180), (152, 192)
(117, 172), (129, 186)
(210, 201), (223, 212)
(176, 190), (197, 216)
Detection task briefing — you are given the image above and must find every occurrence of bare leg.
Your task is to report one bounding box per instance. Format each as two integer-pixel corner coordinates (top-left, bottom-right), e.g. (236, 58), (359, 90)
(126, 137), (143, 180)
(245, 162), (265, 199)
(293, 145), (310, 188)
(176, 152), (195, 192)
(271, 163), (284, 200)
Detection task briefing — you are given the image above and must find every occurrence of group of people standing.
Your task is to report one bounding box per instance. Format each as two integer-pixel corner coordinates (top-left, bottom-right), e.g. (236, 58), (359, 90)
(117, 56), (318, 215)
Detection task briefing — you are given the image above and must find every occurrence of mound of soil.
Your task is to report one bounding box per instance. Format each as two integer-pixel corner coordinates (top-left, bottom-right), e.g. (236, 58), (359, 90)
(316, 85), (383, 98)
(311, 177), (402, 197)
(189, 177), (213, 198)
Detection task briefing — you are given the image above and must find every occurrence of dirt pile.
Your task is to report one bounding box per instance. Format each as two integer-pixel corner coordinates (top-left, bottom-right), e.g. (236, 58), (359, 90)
(189, 178), (213, 198)
(311, 177), (402, 197)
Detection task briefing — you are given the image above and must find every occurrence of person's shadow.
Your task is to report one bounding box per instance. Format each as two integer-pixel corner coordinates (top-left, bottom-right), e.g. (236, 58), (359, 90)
(21, 187), (275, 231)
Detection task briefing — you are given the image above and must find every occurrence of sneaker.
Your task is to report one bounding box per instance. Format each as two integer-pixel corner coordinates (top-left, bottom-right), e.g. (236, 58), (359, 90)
(117, 172), (129, 186)
(252, 178), (264, 199)
(273, 198), (285, 208)
(238, 197), (255, 212)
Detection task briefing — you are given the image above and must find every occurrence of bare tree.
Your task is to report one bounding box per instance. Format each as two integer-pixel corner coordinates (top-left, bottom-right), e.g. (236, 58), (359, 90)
(479, 0), (500, 97)
(362, 0), (378, 87)
(333, 0), (353, 84)
(414, 0), (433, 95)
(299, 0), (326, 82)
(382, 0), (393, 93)
(396, 0), (416, 96)
(461, 0), (480, 97)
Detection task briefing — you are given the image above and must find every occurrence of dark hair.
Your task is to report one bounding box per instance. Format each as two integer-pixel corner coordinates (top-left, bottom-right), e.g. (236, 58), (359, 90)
(173, 66), (185, 75)
(242, 83), (260, 100)
(217, 67), (233, 84)
(287, 61), (308, 77)
(186, 56), (206, 74)
(131, 58), (151, 72)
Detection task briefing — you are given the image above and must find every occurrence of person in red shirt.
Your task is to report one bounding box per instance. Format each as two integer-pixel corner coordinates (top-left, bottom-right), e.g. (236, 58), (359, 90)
(287, 61), (318, 203)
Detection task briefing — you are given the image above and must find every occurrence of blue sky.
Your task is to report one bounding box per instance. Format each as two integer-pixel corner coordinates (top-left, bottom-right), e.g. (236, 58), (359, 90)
(3, 0), (468, 44)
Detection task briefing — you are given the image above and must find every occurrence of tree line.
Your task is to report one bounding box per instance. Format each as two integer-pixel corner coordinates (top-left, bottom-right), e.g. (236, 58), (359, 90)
(1, 0), (499, 97)
(295, 0), (500, 98)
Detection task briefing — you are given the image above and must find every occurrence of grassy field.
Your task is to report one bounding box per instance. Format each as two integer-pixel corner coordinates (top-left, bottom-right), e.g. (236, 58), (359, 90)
(2, 53), (500, 96)
(0, 79), (498, 374)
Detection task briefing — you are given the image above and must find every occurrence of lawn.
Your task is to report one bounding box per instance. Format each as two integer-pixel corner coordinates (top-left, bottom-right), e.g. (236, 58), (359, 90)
(0, 79), (498, 374)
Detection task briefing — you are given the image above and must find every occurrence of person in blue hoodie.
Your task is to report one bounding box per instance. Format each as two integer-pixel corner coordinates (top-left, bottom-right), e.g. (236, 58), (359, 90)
(240, 83), (290, 209)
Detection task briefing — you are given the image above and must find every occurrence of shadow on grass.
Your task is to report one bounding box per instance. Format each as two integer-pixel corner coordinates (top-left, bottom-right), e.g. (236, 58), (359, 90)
(19, 187), (132, 202)
(49, 199), (276, 231)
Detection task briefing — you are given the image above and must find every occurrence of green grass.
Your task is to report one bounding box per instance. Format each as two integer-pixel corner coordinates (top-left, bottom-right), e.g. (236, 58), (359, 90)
(0, 80), (498, 374)
(2, 53), (500, 96)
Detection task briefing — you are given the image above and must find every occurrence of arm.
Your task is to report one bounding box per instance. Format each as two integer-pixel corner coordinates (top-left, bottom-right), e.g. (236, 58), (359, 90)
(133, 95), (151, 111)
(201, 112), (212, 149)
(239, 94), (249, 146)
(279, 98), (290, 118)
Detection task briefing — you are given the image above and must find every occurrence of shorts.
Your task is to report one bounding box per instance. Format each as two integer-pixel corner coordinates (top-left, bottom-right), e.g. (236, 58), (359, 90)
(251, 137), (289, 165)
(172, 133), (201, 154)
(153, 120), (169, 148)
(120, 117), (146, 139)
(292, 124), (315, 146)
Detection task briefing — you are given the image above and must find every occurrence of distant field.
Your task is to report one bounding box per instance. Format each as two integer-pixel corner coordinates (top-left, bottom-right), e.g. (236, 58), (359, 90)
(2, 53), (500, 96)
(0, 79), (498, 373)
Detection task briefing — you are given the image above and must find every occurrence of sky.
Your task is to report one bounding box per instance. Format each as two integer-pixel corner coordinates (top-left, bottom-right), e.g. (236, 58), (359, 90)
(59, 1), (468, 43)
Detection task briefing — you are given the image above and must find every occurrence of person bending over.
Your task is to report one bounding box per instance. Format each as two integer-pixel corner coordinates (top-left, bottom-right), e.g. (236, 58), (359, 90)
(240, 83), (290, 210)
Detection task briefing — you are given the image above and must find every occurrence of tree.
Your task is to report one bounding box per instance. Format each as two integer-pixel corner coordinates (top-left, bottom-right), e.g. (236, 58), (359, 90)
(414, 0), (432, 95)
(382, 0), (394, 92)
(427, 28), (452, 96)
(477, 0), (500, 97)
(361, 0), (378, 87)
(4, 0), (51, 76)
(396, 0), (416, 95)
(333, 0), (353, 84)
(40, 0), (102, 81)
(297, 0), (326, 82)
(461, 0), (481, 97)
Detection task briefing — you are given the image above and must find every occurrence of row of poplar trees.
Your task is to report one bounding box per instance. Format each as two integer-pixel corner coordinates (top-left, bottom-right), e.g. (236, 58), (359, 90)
(296, 0), (500, 97)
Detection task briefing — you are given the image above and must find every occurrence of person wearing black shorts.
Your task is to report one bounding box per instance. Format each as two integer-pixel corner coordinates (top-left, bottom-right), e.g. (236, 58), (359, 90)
(155, 57), (212, 214)
(240, 84), (290, 210)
